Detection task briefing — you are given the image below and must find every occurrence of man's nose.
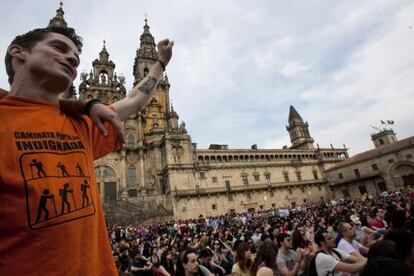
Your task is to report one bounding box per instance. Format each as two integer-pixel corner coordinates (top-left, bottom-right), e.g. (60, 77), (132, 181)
(66, 52), (79, 67)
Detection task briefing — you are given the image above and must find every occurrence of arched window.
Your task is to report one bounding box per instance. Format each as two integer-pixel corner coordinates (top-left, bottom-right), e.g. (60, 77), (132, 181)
(94, 167), (101, 178)
(104, 166), (116, 177)
(127, 165), (137, 187)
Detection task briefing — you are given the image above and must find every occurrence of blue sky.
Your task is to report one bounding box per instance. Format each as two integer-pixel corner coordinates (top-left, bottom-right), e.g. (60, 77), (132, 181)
(1, 0), (413, 155)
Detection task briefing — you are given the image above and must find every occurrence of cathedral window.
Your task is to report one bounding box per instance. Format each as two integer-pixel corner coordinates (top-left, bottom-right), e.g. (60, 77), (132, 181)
(354, 169), (361, 178)
(358, 186), (367, 195)
(242, 176), (249, 187)
(225, 180), (231, 191)
(212, 176), (218, 183)
(127, 134), (136, 149)
(128, 189), (138, 197)
(296, 171), (302, 181)
(200, 172), (206, 179)
(104, 166), (115, 177)
(371, 164), (378, 171)
(283, 171), (289, 182)
(254, 174), (260, 181)
(313, 170), (319, 180)
(144, 67), (149, 77)
(94, 167), (101, 178)
(338, 173), (344, 179)
(265, 173), (271, 184)
(127, 165), (137, 186)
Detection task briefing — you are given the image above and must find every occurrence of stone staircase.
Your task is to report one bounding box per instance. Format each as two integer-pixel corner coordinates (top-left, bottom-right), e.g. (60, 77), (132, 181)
(104, 198), (173, 225)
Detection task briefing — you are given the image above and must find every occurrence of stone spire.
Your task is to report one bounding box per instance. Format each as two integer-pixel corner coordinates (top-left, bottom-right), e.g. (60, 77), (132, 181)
(286, 105), (314, 150)
(288, 105), (304, 125)
(48, 1), (68, 28)
(133, 18), (160, 85)
(99, 40), (110, 63)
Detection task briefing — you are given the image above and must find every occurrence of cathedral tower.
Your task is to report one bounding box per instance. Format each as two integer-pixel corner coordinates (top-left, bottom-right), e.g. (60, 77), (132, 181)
(78, 41), (126, 104)
(286, 105), (315, 150)
(132, 19), (176, 135)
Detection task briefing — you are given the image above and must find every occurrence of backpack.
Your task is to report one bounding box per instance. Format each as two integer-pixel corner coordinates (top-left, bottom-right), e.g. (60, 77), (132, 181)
(308, 249), (342, 276)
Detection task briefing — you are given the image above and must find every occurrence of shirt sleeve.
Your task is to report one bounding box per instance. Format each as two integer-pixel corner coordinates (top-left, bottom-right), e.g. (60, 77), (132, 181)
(335, 248), (350, 261)
(91, 105), (121, 160)
(316, 253), (338, 276)
(276, 254), (287, 269)
(231, 263), (241, 274)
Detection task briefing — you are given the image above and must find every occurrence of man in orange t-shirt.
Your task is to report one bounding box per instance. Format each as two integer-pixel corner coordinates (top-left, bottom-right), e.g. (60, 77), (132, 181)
(0, 26), (173, 275)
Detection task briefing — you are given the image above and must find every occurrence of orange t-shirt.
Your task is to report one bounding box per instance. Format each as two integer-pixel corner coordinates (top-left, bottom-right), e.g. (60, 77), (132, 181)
(0, 96), (119, 275)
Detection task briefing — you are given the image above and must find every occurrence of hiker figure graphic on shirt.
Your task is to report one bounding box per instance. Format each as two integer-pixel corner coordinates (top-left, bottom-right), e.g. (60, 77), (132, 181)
(81, 180), (90, 207)
(35, 189), (56, 223)
(57, 162), (70, 177)
(29, 159), (47, 178)
(60, 183), (75, 214)
(21, 152), (96, 229)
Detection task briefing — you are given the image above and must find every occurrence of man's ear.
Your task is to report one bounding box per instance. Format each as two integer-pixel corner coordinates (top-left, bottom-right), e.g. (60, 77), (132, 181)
(8, 44), (27, 62)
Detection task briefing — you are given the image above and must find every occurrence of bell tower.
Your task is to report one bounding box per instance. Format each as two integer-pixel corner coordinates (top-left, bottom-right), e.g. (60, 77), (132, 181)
(78, 41), (126, 104)
(133, 19), (172, 135)
(286, 105), (315, 150)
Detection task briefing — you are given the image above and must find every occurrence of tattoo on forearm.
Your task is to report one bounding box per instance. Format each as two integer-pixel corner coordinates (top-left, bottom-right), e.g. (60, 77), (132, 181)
(138, 77), (157, 95)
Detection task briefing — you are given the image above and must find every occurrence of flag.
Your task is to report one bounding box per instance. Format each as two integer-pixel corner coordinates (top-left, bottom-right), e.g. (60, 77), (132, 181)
(380, 120), (386, 124)
(387, 120), (394, 125)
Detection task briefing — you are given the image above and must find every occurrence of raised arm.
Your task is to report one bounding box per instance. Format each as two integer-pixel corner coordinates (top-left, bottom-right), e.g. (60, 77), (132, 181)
(113, 39), (174, 121)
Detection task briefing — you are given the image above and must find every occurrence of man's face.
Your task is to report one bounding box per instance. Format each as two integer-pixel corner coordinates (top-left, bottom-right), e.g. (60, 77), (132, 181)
(343, 223), (356, 239)
(184, 253), (199, 273)
(18, 32), (80, 92)
(199, 256), (211, 265)
(322, 233), (336, 248)
(283, 236), (293, 249)
(377, 209), (385, 219)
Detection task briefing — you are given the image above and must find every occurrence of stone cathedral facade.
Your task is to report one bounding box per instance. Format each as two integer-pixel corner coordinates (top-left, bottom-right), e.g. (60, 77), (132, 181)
(48, 4), (349, 224)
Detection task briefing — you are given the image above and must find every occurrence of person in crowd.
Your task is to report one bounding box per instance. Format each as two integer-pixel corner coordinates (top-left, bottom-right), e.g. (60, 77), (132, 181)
(231, 242), (252, 276)
(370, 207), (388, 231)
(198, 248), (226, 275)
(276, 233), (310, 276)
(384, 229), (414, 274)
(312, 230), (367, 276)
(336, 222), (369, 256)
(130, 252), (154, 276)
(176, 249), (213, 276)
(250, 241), (278, 276)
(360, 240), (410, 276)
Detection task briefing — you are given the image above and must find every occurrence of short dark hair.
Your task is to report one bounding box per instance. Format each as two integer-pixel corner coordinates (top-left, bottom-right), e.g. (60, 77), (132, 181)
(314, 230), (328, 246)
(5, 26), (83, 85)
(337, 221), (347, 235)
(276, 233), (290, 246)
(198, 248), (213, 258)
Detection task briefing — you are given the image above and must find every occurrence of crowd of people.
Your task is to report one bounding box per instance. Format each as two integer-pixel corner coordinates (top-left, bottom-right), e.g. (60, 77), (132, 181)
(109, 191), (414, 276)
